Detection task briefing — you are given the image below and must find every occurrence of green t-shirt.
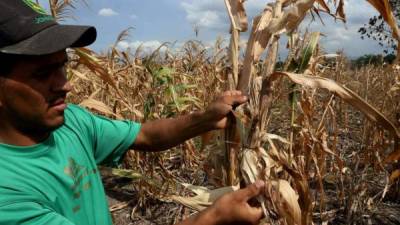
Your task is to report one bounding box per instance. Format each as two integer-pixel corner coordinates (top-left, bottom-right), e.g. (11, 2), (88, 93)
(0, 104), (141, 225)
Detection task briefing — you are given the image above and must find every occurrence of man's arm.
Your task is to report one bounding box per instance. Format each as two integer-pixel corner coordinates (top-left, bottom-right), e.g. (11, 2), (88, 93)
(132, 91), (247, 151)
(176, 181), (265, 225)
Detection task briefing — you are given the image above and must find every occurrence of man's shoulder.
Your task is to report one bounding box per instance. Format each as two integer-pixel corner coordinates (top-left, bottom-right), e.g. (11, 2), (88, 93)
(65, 103), (88, 115)
(58, 104), (94, 135)
(63, 104), (92, 125)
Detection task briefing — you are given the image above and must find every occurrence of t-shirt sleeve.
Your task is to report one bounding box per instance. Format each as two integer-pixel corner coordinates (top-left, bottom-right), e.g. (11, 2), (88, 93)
(65, 104), (141, 166)
(0, 202), (75, 225)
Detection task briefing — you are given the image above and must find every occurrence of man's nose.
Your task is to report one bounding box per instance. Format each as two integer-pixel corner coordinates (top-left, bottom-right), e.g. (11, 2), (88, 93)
(62, 81), (73, 93)
(52, 68), (72, 93)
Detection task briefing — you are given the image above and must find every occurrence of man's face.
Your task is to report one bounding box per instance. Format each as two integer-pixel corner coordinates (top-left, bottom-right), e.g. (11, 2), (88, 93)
(0, 51), (72, 133)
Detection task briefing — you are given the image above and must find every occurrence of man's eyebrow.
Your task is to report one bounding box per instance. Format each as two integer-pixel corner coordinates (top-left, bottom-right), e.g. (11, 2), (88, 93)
(35, 59), (68, 72)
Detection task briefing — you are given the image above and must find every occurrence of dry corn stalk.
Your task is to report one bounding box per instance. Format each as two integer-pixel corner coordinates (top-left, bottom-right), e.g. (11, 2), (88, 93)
(224, 0), (249, 186)
(232, 1), (331, 225)
(224, 0), (248, 88)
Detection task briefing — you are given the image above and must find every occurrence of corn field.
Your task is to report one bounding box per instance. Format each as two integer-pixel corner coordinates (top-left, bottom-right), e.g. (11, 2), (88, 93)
(47, 0), (400, 224)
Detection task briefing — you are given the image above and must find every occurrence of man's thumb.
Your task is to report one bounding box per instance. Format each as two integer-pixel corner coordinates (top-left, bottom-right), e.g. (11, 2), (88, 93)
(240, 180), (265, 201)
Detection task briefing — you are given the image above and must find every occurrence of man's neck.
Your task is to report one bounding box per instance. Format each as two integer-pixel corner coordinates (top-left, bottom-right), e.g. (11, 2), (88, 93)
(0, 122), (50, 146)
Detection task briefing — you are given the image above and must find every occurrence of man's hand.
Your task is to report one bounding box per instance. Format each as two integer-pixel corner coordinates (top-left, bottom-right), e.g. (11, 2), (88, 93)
(204, 91), (248, 129)
(211, 180), (265, 225)
(176, 181), (265, 225)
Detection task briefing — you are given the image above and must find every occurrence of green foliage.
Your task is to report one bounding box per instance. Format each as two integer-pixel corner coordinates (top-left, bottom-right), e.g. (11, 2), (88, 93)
(350, 54), (395, 68)
(288, 32), (320, 114)
(299, 33), (320, 73)
(143, 65), (202, 118)
(154, 67), (174, 86)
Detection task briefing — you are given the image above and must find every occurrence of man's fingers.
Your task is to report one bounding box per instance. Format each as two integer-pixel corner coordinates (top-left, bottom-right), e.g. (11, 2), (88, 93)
(221, 94), (248, 107)
(222, 90), (242, 97)
(232, 90), (242, 96)
(236, 180), (265, 201)
(218, 91), (248, 108)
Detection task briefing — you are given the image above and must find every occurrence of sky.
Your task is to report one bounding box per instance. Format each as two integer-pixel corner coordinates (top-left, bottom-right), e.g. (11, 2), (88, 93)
(38, 0), (385, 58)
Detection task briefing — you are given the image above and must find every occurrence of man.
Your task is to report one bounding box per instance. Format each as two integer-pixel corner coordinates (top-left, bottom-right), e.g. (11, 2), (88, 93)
(0, 1), (265, 224)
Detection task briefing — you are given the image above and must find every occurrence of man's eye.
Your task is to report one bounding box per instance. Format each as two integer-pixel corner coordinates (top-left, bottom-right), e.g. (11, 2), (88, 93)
(33, 63), (66, 80)
(34, 71), (52, 80)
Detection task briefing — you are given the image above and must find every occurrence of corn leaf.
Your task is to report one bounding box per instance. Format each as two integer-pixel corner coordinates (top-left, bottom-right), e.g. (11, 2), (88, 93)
(80, 98), (123, 119)
(271, 71), (400, 145)
(335, 0), (346, 22)
(316, 0), (331, 13)
(299, 32), (320, 73)
(170, 184), (239, 211)
(224, 0), (248, 32)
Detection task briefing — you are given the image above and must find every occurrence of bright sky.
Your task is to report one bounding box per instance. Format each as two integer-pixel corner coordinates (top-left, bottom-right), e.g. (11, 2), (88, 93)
(38, 0), (384, 58)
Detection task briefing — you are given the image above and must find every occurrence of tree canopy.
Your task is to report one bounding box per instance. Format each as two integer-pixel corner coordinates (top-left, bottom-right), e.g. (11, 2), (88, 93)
(359, 0), (400, 55)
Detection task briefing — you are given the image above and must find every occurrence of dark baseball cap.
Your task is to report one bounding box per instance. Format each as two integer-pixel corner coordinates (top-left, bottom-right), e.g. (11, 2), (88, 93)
(0, 0), (97, 55)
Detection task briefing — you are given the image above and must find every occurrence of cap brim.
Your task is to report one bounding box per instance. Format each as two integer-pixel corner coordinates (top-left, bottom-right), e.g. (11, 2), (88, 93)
(0, 24), (97, 55)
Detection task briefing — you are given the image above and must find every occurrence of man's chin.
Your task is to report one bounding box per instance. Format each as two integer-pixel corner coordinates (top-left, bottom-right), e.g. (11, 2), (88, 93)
(50, 117), (65, 129)
(42, 116), (65, 132)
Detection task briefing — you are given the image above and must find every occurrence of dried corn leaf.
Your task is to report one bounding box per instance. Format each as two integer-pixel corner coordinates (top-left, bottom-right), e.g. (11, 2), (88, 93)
(238, 5), (273, 93)
(170, 184), (239, 211)
(266, 137), (313, 225)
(224, 0), (248, 32)
(310, 54), (339, 74)
(389, 169), (400, 183)
(385, 147), (400, 164)
(241, 148), (301, 225)
(240, 149), (275, 221)
(71, 70), (90, 81)
(80, 98), (123, 119)
(260, 132), (291, 145)
(271, 72), (400, 140)
(75, 48), (117, 88)
(269, 179), (302, 225)
(335, 0), (346, 22)
(316, 0), (330, 13)
(238, 0), (317, 93)
(279, 0), (316, 33)
(241, 149), (260, 184)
